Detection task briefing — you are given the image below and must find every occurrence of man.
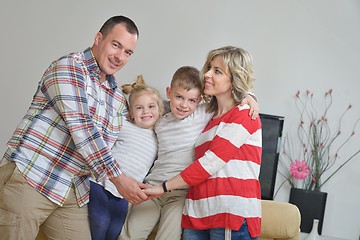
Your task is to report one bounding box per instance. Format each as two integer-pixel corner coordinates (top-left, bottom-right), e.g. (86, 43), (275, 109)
(0, 15), (147, 240)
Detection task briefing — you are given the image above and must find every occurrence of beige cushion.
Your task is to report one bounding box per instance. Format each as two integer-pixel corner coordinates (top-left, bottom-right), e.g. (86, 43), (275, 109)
(37, 200), (301, 240)
(260, 200), (301, 240)
(148, 200), (301, 240)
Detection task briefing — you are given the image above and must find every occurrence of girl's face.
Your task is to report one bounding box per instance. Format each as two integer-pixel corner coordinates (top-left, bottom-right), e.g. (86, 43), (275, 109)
(129, 93), (161, 129)
(203, 55), (232, 99)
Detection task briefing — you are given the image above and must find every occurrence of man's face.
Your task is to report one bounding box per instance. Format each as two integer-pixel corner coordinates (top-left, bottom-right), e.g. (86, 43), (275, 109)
(92, 23), (138, 81)
(166, 86), (202, 120)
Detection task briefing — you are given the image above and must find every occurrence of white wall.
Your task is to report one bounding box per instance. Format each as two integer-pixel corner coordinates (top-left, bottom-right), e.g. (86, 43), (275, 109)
(1, 1), (359, 239)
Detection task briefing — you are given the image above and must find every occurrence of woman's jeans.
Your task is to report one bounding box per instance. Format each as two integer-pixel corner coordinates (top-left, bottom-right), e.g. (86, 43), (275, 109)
(88, 181), (128, 240)
(182, 219), (258, 240)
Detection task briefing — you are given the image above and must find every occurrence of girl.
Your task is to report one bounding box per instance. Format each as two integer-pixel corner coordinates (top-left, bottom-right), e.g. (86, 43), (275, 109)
(88, 76), (164, 240)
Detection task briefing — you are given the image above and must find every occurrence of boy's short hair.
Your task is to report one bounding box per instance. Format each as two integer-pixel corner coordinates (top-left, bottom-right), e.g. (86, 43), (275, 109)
(170, 66), (202, 94)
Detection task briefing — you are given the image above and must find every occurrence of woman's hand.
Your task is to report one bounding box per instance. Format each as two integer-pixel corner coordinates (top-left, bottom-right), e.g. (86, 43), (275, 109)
(142, 184), (164, 199)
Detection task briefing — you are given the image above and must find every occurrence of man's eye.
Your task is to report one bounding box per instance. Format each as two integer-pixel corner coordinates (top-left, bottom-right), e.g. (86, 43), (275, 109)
(125, 51), (133, 57)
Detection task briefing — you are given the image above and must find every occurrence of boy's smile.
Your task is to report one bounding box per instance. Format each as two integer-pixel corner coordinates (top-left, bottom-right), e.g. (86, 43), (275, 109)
(166, 86), (201, 120)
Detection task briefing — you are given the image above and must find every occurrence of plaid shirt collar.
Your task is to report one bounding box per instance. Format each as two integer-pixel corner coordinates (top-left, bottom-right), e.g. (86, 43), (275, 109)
(84, 47), (118, 91)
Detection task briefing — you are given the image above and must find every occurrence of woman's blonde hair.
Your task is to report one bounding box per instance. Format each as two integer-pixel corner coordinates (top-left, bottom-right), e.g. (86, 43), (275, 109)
(201, 46), (255, 113)
(122, 75), (164, 116)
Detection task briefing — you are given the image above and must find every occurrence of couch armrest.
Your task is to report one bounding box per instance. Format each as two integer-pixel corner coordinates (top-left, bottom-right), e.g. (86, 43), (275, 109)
(260, 200), (301, 240)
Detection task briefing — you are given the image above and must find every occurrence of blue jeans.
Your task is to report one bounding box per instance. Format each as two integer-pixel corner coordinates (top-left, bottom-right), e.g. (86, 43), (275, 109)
(88, 181), (129, 240)
(182, 219), (258, 240)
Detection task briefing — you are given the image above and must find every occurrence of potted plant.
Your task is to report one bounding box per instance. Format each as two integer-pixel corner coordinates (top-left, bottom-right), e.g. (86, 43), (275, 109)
(276, 89), (360, 234)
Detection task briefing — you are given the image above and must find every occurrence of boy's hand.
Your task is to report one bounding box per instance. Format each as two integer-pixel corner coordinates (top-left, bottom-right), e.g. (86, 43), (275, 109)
(242, 94), (259, 120)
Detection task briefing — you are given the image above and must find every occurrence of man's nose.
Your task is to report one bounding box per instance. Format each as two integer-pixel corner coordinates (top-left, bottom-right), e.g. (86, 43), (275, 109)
(114, 49), (125, 62)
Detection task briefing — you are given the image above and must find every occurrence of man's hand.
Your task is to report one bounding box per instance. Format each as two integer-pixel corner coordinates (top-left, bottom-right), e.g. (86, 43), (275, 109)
(110, 173), (148, 205)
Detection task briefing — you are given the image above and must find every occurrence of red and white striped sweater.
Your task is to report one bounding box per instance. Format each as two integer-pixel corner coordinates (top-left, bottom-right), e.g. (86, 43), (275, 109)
(180, 104), (262, 238)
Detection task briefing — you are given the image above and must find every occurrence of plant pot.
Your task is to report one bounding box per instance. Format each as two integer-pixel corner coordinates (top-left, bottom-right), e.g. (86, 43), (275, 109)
(289, 187), (327, 234)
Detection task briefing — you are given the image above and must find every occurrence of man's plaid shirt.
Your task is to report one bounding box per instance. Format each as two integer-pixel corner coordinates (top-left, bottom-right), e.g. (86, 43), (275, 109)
(3, 47), (126, 207)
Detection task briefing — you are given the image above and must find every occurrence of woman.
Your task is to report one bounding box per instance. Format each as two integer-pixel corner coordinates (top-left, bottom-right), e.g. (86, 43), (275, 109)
(143, 46), (262, 240)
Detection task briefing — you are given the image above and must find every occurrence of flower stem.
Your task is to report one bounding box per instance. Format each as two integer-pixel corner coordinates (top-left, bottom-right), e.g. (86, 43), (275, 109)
(320, 149), (360, 188)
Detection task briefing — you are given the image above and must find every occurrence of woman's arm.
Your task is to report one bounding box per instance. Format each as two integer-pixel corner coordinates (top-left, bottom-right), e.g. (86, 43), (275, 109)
(142, 174), (188, 196)
(143, 106), (260, 197)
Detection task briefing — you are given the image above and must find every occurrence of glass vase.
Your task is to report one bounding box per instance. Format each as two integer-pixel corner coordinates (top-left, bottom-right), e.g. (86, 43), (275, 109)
(305, 219), (320, 240)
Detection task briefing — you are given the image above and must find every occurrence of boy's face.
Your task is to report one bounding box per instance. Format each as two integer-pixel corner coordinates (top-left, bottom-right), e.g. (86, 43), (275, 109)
(166, 86), (202, 120)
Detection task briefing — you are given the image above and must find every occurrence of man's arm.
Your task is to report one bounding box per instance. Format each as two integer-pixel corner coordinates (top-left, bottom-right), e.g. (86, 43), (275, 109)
(42, 57), (147, 203)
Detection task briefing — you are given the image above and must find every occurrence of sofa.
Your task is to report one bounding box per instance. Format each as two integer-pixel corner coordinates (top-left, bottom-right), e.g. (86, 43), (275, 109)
(147, 200), (301, 240)
(36, 200), (300, 240)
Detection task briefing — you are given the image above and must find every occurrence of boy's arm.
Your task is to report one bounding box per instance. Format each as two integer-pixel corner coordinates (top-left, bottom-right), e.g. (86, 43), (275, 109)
(242, 92), (259, 120)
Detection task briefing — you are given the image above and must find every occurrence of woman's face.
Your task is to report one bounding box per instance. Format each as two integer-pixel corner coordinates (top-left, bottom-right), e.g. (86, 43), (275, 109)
(203, 55), (232, 99)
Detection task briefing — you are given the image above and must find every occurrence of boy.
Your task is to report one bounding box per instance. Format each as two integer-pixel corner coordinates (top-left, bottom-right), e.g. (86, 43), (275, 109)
(119, 66), (258, 240)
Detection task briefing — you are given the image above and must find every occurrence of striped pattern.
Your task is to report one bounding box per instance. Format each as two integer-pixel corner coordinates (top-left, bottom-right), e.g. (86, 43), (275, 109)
(144, 104), (213, 186)
(2, 48), (126, 207)
(180, 104), (262, 237)
(94, 119), (158, 198)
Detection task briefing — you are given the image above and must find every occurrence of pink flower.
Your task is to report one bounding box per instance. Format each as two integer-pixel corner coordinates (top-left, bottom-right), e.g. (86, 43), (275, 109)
(290, 160), (310, 180)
